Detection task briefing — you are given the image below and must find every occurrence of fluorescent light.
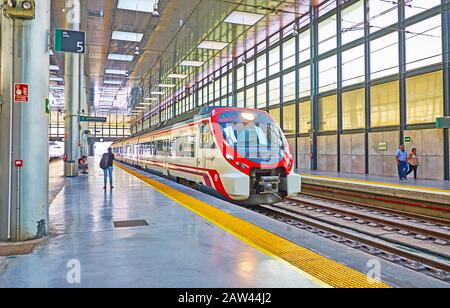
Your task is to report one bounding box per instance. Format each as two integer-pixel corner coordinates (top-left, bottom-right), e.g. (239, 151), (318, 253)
(50, 86), (64, 90)
(104, 80), (123, 85)
(180, 60), (204, 67)
(151, 91), (165, 95)
(140, 103), (153, 106)
(49, 65), (60, 71)
(50, 77), (64, 82)
(224, 11), (265, 26)
(167, 73), (188, 79)
(105, 69), (128, 75)
(112, 31), (144, 42)
(144, 97), (159, 101)
(198, 40), (228, 50)
(158, 84), (176, 88)
(108, 54), (134, 62)
(117, 0), (155, 13)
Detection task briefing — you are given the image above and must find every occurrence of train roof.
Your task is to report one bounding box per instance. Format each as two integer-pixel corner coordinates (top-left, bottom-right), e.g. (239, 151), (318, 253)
(114, 107), (266, 145)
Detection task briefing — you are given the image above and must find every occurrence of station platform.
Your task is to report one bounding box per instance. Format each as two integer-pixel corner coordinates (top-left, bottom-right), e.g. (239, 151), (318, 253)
(0, 161), (448, 288)
(299, 170), (450, 220)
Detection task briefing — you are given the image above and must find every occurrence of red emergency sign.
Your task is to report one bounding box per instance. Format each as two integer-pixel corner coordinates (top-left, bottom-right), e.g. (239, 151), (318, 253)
(14, 83), (29, 103)
(14, 160), (23, 168)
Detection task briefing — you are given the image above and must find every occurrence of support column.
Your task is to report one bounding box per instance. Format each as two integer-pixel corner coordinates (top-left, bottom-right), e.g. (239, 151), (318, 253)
(0, 1), (51, 241)
(310, 7), (319, 171)
(64, 0), (81, 177)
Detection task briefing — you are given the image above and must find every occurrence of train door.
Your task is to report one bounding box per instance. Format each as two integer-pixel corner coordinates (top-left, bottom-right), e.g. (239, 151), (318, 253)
(199, 121), (216, 182)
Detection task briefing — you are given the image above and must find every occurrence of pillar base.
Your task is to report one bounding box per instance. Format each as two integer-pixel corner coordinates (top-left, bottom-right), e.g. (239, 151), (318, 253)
(64, 161), (78, 177)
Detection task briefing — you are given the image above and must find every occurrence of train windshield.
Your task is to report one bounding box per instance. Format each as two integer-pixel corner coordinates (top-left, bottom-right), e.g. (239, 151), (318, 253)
(218, 111), (286, 164)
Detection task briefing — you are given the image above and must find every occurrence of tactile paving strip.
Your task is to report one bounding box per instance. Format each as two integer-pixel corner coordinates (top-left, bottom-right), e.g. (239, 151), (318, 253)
(0, 244), (34, 257)
(116, 162), (391, 289)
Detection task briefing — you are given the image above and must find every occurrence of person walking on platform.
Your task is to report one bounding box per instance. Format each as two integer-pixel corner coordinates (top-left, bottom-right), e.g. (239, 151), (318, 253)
(100, 148), (115, 189)
(407, 148), (419, 180)
(396, 144), (409, 181)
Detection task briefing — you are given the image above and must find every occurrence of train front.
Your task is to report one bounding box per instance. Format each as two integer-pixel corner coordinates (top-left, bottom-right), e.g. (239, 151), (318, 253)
(211, 108), (301, 205)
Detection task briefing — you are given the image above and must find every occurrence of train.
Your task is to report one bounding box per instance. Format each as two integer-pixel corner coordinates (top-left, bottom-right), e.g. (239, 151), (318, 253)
(49, 141), (64, 161)
(111, 107), (301, 205)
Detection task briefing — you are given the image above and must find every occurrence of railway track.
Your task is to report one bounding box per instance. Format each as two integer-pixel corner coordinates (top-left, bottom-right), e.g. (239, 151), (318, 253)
(248, 194), (450, 283)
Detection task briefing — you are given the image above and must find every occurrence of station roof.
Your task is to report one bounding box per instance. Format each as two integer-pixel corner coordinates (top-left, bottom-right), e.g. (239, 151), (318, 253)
(49, 0), (326, 116)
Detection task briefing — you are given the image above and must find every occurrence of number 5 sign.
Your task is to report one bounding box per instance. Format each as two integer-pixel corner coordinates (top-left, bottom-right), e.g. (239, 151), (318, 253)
(54, 29), (85, 54)
(14, 83), (29, 103)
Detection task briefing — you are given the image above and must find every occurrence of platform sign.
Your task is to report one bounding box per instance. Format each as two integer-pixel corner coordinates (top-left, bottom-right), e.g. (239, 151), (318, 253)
(404, 137), (412, 143)
(436, 117), (450, 129)
(379, 142), (388, 152)
(55, 29), (85, 54)
(14, 83), (29, 103)
(80, 116), (107, 123)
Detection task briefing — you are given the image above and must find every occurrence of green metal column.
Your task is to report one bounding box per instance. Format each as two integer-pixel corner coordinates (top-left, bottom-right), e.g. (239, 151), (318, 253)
(310, 7), (320, 171)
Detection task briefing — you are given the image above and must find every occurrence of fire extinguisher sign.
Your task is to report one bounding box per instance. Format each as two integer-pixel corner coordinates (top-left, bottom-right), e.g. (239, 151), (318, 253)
(14, 83), (29, 103)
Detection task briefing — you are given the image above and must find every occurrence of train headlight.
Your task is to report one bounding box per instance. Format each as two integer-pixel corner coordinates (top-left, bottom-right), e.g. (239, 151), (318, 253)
(22, 0), (32, 9)
(241, 112), (255, 122)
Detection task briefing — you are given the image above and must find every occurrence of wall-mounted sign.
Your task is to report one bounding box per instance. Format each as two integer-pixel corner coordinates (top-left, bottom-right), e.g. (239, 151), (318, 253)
(14, 83), (29, 103)
(80, 116), (107, 123)
(379, 142), (388, 152)
(55, 29), (85, 54)
(404, 136), (412, 143)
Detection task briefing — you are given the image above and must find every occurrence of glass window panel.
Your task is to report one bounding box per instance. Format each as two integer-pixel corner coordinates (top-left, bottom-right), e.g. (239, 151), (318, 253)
(299, 65), (311, 98)
(319, 95), (338, 132)
(319, 55), (337, 93)
(257, 54), (266, 81)
(237, 66), (245, 89)
(342, 45), (365, 87)
(369, 0), (398, 34)
(214, 79), (220, 99)
(318, 15), (337, 54)
(300, 102), (312, 134)
(269, 78), (280, 106)
(406, 71), (444, 124)
(269, 107), (280, 124)
(371, 81), (400, 127)
(283, 37), (296, 69)
(405, 15), (442, 71)
(257, 82), (267, 109)
(236, 90), (245, 108)
(269, 46), (280, 75)
(341, 0), (365, 45)
(299, 30), (311, 63)
(283, 104), (297, 134)
(342, 88), (366, 130)
(246, 87), (255, 109)
(371, 32), (399, 79)
(246, 60), (255, 85)
(405, 0), (441, 19)
(283, 71), (296, 103)
(228, 72), (233, 93)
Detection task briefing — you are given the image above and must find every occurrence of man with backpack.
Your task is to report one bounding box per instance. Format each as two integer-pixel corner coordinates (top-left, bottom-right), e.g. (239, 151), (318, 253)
(100, 148), (115, 189)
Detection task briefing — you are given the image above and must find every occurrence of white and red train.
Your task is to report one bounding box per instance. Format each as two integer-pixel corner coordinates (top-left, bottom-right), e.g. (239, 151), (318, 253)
(112, 107), (301, 205)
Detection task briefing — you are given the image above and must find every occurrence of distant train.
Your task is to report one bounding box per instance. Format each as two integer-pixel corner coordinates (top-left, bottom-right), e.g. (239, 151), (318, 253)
(49, 141), (64, 160)
(112, 107), (301, 205)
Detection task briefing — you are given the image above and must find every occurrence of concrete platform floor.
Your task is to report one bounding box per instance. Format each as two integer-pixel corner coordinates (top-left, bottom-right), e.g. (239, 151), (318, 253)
(0, 162), (323, 288)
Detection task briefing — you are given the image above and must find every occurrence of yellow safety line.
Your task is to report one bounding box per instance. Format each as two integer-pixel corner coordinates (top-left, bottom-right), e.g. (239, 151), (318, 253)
(303, 174), (450, 194)
(116, 163), (391, 289)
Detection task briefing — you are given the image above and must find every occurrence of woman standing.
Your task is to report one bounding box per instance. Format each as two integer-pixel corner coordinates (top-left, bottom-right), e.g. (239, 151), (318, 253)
(407, 148), (419, 180)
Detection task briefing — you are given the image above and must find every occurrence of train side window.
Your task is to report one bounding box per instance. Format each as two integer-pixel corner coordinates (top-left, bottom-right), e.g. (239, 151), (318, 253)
(200, 123), (215, 149)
